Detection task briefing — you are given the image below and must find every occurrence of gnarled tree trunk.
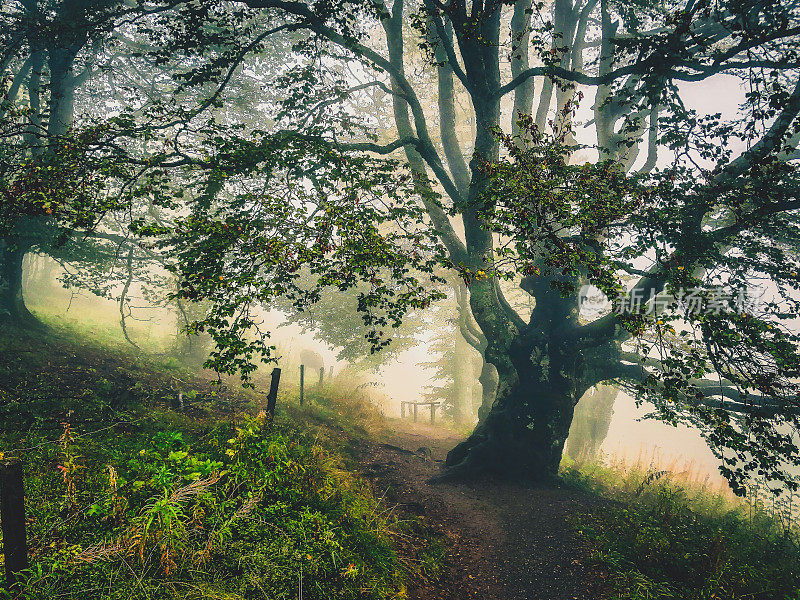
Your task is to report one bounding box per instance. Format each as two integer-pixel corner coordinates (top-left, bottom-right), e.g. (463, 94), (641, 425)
(444, 328), (591, 479)
(375, 0), (640, 481)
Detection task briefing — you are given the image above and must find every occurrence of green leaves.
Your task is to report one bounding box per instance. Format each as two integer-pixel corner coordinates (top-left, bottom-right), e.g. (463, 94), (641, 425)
(134, 128), (445, 379)
(478, 118), (644, 301)
(0, 116), (132, 238)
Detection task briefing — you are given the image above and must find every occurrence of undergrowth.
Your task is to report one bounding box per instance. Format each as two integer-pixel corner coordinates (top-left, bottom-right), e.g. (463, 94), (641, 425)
(0, 323), (439, 599)
(2, 413), (409, 599)
(561, 456), (800, 600)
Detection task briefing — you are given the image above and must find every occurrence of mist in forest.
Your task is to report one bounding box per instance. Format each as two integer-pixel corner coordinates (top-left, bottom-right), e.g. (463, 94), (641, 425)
(5, 1), (800, 597)
(4, 0), (800, 518)
(23, 249), (734, 488)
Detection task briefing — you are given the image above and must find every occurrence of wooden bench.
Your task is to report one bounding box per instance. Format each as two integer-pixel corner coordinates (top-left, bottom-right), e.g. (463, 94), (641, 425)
(400, 400), (442, 424)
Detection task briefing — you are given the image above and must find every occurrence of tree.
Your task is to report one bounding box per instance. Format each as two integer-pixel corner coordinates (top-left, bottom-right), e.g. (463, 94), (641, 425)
(102, 0), (800, 493)
(564, 384), (617, 461)
(270, 268), (431, 371)
(418, 281), (486, 425)
(2, 0), (283, 344)
(0, 93), (133, 325)
(0, 0), (148, 325)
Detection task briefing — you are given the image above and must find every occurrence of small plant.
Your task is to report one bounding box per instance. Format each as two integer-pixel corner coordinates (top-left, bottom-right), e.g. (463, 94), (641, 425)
(57, 418), (81, 512)
(134, 488), (189, 576)
(87, 465), (128, 524)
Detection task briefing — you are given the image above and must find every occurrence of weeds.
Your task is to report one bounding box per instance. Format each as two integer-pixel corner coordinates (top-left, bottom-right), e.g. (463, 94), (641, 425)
(563, 455), (800, 600)
(0, 326), (424, 599)
(1, 413), (408, 599)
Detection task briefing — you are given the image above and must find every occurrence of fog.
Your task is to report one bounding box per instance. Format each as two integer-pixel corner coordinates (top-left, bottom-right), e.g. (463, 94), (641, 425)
(18, 69), (771, 494)
(7, 0), (799, 511)
(24, 250), (738, 493)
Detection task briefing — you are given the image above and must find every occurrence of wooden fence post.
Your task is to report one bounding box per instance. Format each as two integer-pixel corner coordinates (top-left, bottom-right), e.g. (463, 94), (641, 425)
(266, 368), (281, 417)
(299, 365), (305, 406)
(0, 461), (28, 591)
(318, 367), (324, 387)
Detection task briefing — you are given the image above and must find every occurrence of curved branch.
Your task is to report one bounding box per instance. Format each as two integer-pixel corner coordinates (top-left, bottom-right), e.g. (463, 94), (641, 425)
(423, 2), (472, 95)
(603, 359), (800, 416)
(497, 43), (800, 100)
(429, 17), (471, 193)
(717, 78), (800, 183)
(454, 279), (487, 351)
(339, 135), (423, 154)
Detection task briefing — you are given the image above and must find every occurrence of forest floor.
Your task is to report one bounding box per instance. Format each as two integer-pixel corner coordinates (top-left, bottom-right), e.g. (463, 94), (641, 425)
(0, 320), (603, 600)
(4, 321), (797, 600)
(357, 420), (607, 600)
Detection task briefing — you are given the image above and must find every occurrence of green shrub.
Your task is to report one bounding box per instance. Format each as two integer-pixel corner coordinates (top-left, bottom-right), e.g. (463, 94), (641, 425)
(2, 413), (408, 599)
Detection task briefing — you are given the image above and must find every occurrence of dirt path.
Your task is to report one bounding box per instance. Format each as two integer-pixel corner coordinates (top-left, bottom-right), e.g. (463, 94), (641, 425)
(356, 420), (605, 600)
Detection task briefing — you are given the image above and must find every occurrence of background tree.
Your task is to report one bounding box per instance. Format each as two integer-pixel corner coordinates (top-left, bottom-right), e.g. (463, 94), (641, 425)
(564, 384), (617, 461)
(0, 0), (125, 324)
(272, 268), (430, 370)
(418, 282), (485, 425)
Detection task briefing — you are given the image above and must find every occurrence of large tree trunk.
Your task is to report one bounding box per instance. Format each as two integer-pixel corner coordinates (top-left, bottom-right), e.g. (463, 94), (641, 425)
(0, 239), (38, 327)
(444, 339), (587, 480)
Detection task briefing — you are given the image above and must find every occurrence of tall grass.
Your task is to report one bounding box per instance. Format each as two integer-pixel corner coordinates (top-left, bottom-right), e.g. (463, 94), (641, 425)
(562, 450), (800, 600)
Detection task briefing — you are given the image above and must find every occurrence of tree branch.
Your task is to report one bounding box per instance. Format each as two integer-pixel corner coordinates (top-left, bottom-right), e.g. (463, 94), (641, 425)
(604, 359), (800, 416)
(429, 17), (471, 194)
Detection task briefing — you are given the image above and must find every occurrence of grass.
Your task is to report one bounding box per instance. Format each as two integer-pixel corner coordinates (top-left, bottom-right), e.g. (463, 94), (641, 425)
(561, 452), (800, 600)
(7, 314), (799, 600)
(5, 414), (407, 599)
(0, 320), (441, 599)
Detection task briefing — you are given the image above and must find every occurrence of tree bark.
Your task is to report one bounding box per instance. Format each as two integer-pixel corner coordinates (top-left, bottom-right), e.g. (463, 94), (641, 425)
(443, 360), (576, 480)
(511, 0), (535, 137)
(476, 361), (499, 419)
(47, 44), (80, 138)
(0, 239), (38, 327)
(444, 339), (587, 480)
